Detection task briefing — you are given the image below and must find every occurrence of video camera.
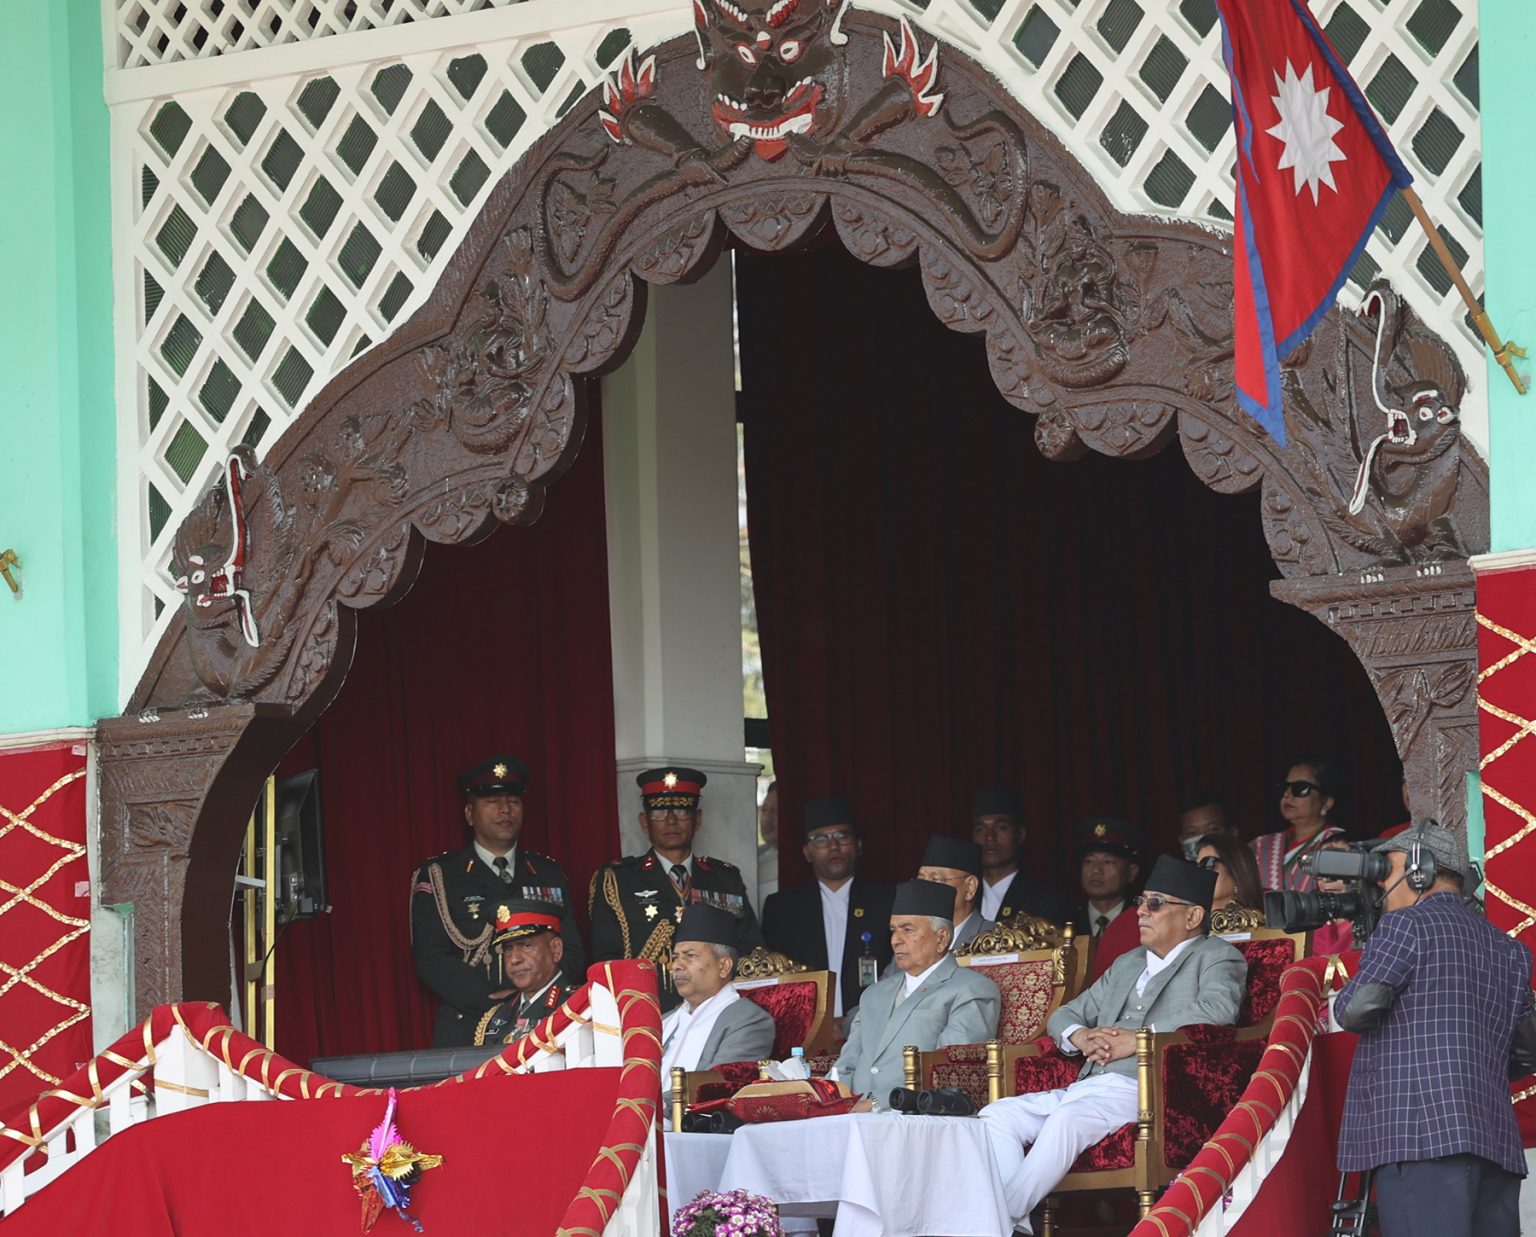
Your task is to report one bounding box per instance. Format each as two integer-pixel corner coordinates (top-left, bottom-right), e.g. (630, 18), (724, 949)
(1263, 841), (1390, 945)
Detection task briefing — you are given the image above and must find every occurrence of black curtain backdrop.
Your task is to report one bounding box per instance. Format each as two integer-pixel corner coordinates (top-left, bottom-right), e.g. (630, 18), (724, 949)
(271, 407), (618, 1066)
(738, 240), (1404, 896)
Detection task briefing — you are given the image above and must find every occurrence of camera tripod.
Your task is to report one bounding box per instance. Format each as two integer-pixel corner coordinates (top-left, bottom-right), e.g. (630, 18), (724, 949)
(1327, 1168), (1376, 1236)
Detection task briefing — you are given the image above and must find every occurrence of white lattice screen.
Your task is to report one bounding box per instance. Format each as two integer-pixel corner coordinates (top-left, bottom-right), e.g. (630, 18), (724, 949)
(109, 0), (1485, 694)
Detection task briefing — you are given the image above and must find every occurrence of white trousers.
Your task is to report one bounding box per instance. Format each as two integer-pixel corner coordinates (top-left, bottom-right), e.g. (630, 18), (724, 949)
(979, 1073), (1139, 1233)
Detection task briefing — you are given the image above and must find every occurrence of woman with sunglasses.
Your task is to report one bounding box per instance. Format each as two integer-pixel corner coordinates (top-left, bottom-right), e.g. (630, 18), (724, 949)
(1195, 832), (1264, 911)
(1250, 758), (1347, 892)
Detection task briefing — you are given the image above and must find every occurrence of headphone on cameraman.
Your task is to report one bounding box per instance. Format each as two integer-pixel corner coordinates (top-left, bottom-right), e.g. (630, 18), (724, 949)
(1405, 826), (1439, 893)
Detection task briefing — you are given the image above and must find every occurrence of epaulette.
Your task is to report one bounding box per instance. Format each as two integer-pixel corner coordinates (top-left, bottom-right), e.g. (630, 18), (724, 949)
(613, 854), (644, 867)
(695, 855), (737, 872)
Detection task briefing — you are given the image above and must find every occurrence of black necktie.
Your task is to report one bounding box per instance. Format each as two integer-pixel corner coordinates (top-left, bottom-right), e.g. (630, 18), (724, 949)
(1095, 914), (1110, 937)
(670, 863), (688, 893)
(494, 856), (512, 884)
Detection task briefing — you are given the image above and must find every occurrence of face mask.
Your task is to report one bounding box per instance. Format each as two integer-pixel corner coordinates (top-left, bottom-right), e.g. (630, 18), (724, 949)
(1181, 836), (1203, 862)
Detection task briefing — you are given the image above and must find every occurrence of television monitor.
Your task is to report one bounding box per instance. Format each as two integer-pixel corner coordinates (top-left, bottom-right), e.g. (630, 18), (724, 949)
(272, 769), (328, 922)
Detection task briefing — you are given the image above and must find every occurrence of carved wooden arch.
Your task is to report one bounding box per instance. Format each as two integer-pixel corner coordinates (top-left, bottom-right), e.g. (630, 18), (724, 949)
(100, 10), (1487, 1015)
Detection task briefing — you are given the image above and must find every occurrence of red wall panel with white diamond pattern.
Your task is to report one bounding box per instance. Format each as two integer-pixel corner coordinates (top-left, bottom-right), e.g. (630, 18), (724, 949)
(0, 744), (90, 1119)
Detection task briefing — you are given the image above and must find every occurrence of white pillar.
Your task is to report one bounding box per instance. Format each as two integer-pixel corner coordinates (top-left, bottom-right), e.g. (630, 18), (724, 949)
(601, 260), (761, 882)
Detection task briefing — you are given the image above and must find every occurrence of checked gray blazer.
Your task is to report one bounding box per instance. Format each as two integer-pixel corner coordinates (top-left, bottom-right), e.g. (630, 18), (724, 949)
(1336, 891), (1534, 1175)
(834, 954), (1000, 1100)
(1046, 934), (1247, 1079)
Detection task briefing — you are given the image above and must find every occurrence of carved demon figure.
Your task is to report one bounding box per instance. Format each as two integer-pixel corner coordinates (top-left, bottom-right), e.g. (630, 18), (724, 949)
(171, 446), (272, 697)
(1285, 280), (1479, 566)
(693, 0), (853, 161)
(1347, 282), (1468, 555)
(1017, 185), (1139, 390)
(598, 1), (944, 174)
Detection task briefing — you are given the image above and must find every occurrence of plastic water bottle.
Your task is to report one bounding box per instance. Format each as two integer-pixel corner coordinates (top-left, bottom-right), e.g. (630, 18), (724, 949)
(787, 1045), (809, 1080)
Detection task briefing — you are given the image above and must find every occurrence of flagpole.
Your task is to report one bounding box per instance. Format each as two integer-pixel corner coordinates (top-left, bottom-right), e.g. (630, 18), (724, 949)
(1400, 186), (1527, 395)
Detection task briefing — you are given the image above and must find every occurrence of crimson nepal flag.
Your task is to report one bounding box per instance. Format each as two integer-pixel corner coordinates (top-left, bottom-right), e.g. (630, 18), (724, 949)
(1215, 0), (1413, 444)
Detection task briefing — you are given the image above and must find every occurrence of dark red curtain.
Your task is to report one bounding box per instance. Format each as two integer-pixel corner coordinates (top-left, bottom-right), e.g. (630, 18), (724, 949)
(738, 241), (1404, 895)
(271, 408), (618, 1066)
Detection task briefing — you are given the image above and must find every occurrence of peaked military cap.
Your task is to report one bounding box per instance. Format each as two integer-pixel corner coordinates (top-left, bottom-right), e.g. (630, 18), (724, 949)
(459, 755), (529, 798)
(1073, 816), (1143, 860)
(921, 834), (984, 877)
(492, 899), (562, 948)
(637, 766), (707, 809)
(804, 796), (856, 834)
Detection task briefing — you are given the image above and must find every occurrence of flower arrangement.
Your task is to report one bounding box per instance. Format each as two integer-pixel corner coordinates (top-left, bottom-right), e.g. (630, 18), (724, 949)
(672, 1188), (783, 1237)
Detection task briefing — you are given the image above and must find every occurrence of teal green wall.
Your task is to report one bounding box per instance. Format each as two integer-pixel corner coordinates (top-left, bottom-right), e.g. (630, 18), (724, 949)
(1483, 0), (1536, 554)
(0, 1), (117, 731)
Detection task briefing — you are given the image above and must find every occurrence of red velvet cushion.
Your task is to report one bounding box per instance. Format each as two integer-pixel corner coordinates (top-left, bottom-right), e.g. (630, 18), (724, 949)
(739, 979), (820, 1057)
(924, 1043), (990, 1109)
(1071, 1122), (1135, 1171)
(1159, 1031), (1265, 1170)
(807, 1048), (838, 1077)
(970, 958), (1057, 1042)
(1010, 1038), (1080, 1096)
(1234, 938), (1295, 1026)
(693, 1059), (762, 1103)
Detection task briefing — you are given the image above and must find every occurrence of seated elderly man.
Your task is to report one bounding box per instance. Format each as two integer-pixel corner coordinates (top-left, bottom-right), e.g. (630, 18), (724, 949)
(832, 879), (1001, 1105)
(660, 904), (777, 1123)
(980, 856), (1246, 1233)
(473, 899), (574, 1045)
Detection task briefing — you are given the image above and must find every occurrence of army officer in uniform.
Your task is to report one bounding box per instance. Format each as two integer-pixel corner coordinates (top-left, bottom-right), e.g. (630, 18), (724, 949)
(411, 756), (585, 1047)
(473, 900), (574, 1046)
(588, 766), (762, 1012)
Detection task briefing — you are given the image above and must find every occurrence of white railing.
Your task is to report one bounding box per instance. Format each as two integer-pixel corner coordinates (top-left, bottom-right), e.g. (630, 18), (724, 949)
(0, 972), (653, 1230)
(1191, 1047), (1314, 1235)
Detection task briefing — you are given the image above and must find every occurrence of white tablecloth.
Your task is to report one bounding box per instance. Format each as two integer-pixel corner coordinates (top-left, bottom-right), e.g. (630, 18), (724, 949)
(716, 1112), (1014, 1237)
(663, 1132), (735, 1233)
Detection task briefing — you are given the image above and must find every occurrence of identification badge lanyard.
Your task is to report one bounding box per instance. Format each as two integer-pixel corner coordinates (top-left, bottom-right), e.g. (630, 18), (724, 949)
(856, 931), (879, 988)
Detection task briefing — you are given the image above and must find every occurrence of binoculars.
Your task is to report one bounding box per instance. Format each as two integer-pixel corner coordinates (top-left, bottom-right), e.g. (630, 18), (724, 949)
(886, 1086), (976, 1116)
(680, 1108), (745, 1133)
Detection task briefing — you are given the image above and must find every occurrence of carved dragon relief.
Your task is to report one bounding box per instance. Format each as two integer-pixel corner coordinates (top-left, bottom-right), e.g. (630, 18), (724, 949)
(546, 0), (1028, 301)
(111, 15), (1491, 1011)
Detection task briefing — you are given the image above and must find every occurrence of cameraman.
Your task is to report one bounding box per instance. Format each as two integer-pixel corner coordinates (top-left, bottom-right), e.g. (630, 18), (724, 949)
(1335, 823), (1535, 1237)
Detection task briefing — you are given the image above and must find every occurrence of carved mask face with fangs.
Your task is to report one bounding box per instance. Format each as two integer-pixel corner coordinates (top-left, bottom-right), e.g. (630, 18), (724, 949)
(694, 0), (848, 160)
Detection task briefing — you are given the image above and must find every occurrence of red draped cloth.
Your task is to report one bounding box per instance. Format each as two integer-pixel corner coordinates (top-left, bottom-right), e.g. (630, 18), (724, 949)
(272, 409), (619, 1066)
(0, 1069), (619, 1236)
(737, 242), (1405, 893)
(0, 744), (90, 1118)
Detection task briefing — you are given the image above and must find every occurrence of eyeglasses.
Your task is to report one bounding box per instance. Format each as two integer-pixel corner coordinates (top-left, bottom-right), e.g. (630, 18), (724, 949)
(1197, 856), (1225, 871)
(1133, 894), (1195, 912)
(1276, 780), (1322, 799)
(806, 829), (855, 847)
(646, 809), (696, 823)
